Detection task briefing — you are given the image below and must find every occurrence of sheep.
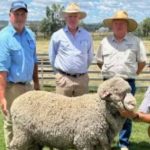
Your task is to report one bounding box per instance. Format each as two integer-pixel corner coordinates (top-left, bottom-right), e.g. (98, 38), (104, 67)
(10, 77), (136, 150)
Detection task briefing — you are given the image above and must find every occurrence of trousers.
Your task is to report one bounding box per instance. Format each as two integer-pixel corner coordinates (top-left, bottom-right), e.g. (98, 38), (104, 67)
(3, 83), (33, 150)
(119, 79), (136, 148)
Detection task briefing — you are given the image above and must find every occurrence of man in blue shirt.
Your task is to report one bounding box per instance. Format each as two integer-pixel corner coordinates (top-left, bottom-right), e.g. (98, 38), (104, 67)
(0, 1), (39, 149)
(49, 2), (93, 97)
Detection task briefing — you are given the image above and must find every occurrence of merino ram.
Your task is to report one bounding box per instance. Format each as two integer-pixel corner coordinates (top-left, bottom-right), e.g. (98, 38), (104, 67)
(10, 77), (136, 150)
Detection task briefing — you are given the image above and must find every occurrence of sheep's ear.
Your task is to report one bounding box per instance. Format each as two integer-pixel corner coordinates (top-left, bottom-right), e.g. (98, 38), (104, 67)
(99, 90), (111, 99)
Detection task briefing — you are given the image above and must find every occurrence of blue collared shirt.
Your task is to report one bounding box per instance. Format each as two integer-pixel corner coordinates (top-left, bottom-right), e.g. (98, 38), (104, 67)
(0, 24), (37, 82)
(49, 26), (93, 74)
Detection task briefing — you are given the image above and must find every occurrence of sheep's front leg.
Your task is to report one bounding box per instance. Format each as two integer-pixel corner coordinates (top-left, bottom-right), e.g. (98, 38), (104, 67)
(96, 131), (112, 150)
(77, 147), (94, 150)
(10, 127), (30, 150)
(100, 143), (111, 150)
(95, 144), (111, 150)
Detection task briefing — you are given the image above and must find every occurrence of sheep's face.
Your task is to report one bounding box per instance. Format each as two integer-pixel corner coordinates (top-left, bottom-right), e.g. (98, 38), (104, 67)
(98, 77), (136, 111)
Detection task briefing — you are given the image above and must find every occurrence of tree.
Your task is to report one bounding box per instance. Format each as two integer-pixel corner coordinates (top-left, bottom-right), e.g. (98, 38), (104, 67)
(28, 21), (40, 37)
(142, 18), (150, 37)
(40, 4), (65, 38)
(134, 22), (143, 37)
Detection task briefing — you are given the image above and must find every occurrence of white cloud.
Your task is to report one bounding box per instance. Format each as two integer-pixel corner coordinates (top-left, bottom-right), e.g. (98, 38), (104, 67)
(0, 0), (150, 23)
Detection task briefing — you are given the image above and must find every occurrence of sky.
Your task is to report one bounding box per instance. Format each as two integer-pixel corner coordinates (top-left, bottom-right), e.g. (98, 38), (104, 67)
(0, 0), (150, 23)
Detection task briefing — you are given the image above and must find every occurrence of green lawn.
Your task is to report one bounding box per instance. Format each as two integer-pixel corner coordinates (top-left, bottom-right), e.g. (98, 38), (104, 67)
(0, 114), (5, 150)
(0, 89), (150, 150)
(36, 37), (150, 54)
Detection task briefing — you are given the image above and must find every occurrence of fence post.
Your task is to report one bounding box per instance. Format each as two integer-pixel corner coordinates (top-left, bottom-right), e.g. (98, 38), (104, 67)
(40, 58), (44, 89)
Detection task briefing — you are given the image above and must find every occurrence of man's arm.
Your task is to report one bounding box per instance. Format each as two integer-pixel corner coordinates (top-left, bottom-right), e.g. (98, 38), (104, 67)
(136, 112), (150, 123)
(96, 43), (103, 70)
(33, 63), (40, 90)
(119, 109), (150, 123)
(136, 62), (146, 75)
(0, 72), (7, 115)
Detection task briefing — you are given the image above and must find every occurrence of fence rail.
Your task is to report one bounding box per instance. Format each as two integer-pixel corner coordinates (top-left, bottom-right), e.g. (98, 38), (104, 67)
(37, 53), (150, 91)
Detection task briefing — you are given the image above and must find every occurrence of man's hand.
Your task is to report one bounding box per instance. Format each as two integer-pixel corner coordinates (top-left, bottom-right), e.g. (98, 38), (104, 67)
(0, 72), (7, 115)
(119, 109), (138, 119)
(0, 98), (8, 116)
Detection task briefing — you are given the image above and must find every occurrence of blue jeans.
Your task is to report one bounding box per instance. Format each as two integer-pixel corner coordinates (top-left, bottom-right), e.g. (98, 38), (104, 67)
(119, 79), (136, 148)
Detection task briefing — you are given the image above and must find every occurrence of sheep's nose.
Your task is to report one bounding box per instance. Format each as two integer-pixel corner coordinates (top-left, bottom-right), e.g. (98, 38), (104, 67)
(123, 93), (136, 111)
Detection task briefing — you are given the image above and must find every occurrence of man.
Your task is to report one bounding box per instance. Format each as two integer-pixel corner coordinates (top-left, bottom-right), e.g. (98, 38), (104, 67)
(120, 87), (150, 122)
(49, 2), (93, 97)
(120, 86), (150, 137)
(0, 1), (39, 149)
(96, 10), (147, 150)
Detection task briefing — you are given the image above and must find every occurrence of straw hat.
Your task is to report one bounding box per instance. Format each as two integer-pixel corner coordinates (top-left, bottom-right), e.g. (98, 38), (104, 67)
(103, 10), (138, 32)
(62, 2), (87, 19)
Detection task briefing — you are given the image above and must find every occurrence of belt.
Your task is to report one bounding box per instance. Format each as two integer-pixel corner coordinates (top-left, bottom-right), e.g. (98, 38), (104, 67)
(103, 77), (135, 82)
(8, 81), (28, 85)
(57, 69), (86, 78)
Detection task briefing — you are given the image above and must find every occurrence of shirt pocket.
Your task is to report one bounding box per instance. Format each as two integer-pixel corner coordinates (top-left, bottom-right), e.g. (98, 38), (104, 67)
(10, 46), (22, 63)
(28, 40), (36, 50)
(125, 49), (137, 63)
(103, 50), (112, 64)
(59, 40), (71, 54)
(80, 40), (88, 53)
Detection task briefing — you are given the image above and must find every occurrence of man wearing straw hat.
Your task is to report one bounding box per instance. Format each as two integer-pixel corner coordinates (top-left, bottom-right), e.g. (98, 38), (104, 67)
(49, 2), (93, 97)
(96, 10), (147, 150)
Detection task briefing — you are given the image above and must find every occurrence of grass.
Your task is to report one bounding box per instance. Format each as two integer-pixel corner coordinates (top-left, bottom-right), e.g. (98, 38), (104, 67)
(0, 114), (5, 150)
(0, 89), (150, 150)
(36, 35), (150, 54)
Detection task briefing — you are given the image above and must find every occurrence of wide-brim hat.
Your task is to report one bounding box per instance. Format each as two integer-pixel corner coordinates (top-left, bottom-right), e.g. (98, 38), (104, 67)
(103, 10), (137, 32)
(62, 2), (86, 19)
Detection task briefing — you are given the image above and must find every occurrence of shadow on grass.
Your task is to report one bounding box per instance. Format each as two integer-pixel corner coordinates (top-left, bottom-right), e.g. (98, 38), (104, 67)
(111, 141), (150, 150)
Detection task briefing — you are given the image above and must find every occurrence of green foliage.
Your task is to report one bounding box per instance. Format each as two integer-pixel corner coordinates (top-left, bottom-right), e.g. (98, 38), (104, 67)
(134, 22), (143, 37)
(81, 22), (103, 32)
(28, 21), (40, 36)
(39, 4), (65, 37)
(135, 17), (150, 37)
(143, 18), (150, 37)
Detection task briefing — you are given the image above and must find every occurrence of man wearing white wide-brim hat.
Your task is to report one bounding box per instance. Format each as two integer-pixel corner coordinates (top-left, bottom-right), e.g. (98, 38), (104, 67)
(96, 10), (147, 150)
(49, 2), (93, 97)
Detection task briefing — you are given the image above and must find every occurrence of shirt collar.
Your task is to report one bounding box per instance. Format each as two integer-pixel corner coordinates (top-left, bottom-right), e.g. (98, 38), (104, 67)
(112, 33), (128, 42)
(8, 22), (27, 36)
(64, 25), (81, 33)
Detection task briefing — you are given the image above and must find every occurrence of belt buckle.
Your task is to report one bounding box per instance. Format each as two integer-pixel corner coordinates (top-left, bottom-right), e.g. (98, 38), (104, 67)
(73, 73), (83, 78)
